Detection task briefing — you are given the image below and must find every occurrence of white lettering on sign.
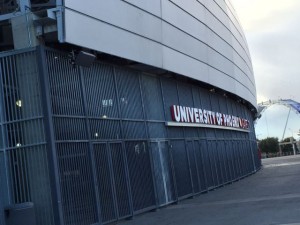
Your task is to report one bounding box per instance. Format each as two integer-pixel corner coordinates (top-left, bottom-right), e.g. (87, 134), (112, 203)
(170, 105), (250, 130)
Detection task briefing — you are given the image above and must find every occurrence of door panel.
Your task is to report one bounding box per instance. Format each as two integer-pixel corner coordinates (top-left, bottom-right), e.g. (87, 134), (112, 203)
(94, 143), (117, 223)
(150, 141), (176, 206)
(186, 141), (200, 194)
(93, 142), (132, 222)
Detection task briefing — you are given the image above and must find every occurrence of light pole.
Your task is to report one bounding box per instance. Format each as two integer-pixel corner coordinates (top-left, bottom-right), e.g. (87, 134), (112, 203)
(288, 128), (297, 155)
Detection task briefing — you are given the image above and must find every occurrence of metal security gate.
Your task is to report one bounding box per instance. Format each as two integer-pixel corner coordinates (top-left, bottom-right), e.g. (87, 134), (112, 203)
(0, 48), (55, 225)
(186, 141), (200, 194)
(150, 141), (176, 206)
(125, 141), (156, 213)
(193, 141), (207, 192)
(93, 141), (158, 223)
(200, 140), (214, 190)
(93, 142), (132, 223)
(170, 140), (193, 198)
(57, 143), (98, 225)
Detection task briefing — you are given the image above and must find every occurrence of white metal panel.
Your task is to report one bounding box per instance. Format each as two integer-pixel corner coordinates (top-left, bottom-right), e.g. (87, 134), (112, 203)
(235, 81), (257, 106)
(161, 22), (208, 64)
(64, 0), (162, 43)
(208, 67), (236, 93)
(167, 0), (207, 23)
(205, 1), (250, 67)
(160, 0), (253, 90)
(224, 0), (250, 53)
(207, 48), (234, 80)
(162, 46), (209, 83)
(64, 9), (163, 68)
(160, 0), (208, 44)
(165, 0), (251, 76)
(202, 0), (247, 55)
(63, 0), (257, 107)
(122, 0), (162, 17)
(202, 5), (249, 64)
(233, 51), (255, 85)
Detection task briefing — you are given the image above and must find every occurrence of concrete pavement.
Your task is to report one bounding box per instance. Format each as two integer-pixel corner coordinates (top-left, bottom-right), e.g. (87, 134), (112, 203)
(117, 155), (300, 225)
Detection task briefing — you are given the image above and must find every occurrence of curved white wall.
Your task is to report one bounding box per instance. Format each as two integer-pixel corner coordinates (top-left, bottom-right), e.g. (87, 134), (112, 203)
(62, 0), (256, 107)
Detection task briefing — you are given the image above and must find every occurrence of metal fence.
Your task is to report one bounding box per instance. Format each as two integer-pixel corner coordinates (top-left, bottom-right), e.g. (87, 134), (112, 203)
(0, 49), (54, 225)
(0, 46), (261, 225)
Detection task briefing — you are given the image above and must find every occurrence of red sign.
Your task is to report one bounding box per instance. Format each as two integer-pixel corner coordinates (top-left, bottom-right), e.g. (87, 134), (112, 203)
(170, 105), (249, 130)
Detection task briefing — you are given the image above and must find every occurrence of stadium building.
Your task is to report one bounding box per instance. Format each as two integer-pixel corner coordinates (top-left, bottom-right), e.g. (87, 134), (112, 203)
(0, 1), (261, 225)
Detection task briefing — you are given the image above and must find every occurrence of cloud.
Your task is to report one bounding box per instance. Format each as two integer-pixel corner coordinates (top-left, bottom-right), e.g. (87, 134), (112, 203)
(231, 0), (300, 32)
(248, 25), (300, 103)
(231, 0), (300, 103)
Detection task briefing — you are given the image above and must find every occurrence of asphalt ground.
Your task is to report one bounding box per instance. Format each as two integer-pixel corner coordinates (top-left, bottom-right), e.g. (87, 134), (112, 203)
(117, 155), (300, 225)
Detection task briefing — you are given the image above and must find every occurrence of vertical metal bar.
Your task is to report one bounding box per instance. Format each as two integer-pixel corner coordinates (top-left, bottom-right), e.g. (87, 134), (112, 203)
(0, 57), (12, 207)
(225, 141), (232, 182)
(139, 75), (158, 208)
(223, 141), (229, 182)
(147, 141), (159, 208)
(192, 141), (201, 193)
(190, 85), (201, 192)
(216, 141), (224, 185)
(138, 74), (146, 122)
(231, 140), (236, 180)
(234, 141), (239, 179)
(112, 67), (122, 138)
(184, 140), (194, 194)
(199, 140), (208, 191)
(224, 100), (231, 180)
(212, 141), (219, 187)
(18, 149), (26, 201)
(176, 82), (193, 195)
(10, 150), (17, 202)
(55, 6), (65, 43)
(78, 66), (103, 224)
(167, 141), (178, 202)
(159, 77), (168, 125)
(249, 140), (257, 172)
(112, 67), (134, 217)
(217, 97), (226, 184)
(195, 88), (208, 191)
(5, 57), (13, 123)
(224, 141), (229, 182)
(237, 140), (242, 177)
(237, 141), (242, 178)
(209, 94), (221, 187)
(231, 141), (236, 180)
(198, 89), (214, 189)
(120, 141), (134, 217)
(106, 143), (119, 220)
(36, 45), (64, 225)
(10, 56), (18, 122)
(207, 140), (216, 188)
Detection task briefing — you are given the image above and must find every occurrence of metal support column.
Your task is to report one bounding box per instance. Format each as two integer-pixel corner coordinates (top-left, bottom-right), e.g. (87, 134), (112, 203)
(78, 66), (103, 225)
(0, 54), (11, 225)
(36, 45), (64, 225)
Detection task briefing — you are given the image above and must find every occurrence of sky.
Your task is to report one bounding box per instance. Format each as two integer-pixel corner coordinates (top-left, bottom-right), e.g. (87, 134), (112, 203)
(230, 0), (300, 104)
(255, 104), (300, 140)
(230, 0), (300, 139)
